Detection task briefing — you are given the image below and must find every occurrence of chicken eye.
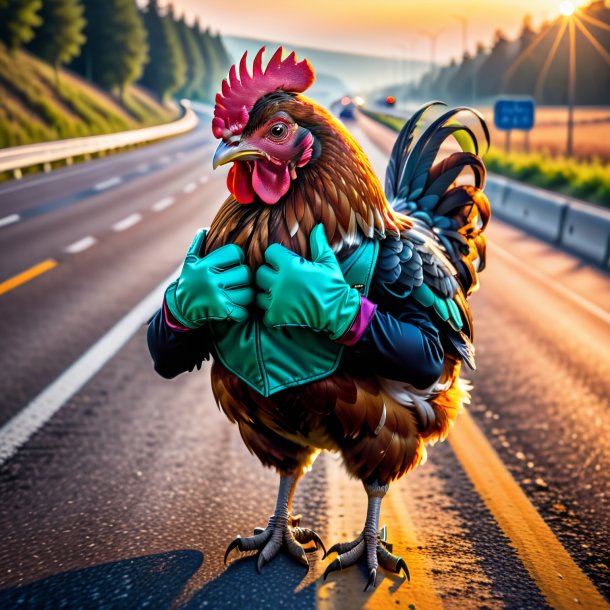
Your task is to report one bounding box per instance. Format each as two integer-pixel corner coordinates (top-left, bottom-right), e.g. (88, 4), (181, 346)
(269, 123), (288, 139)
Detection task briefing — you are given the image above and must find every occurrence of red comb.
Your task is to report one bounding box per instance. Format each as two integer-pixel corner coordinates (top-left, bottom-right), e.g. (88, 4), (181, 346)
(212, 47), (315, 140)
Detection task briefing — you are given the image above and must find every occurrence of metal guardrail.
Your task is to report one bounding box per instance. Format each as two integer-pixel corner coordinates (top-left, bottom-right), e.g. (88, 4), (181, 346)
(0, 101), (199, 178)
(358, 108), (610, 270)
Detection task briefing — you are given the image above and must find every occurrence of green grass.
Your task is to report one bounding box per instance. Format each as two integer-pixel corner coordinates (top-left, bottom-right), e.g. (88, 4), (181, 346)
(362, 109), (610, 209)
(0, 43), (178, 149)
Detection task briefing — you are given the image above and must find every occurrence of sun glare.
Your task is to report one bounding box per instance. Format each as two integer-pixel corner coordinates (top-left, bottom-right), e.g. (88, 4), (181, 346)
(559, 1), (575, 16)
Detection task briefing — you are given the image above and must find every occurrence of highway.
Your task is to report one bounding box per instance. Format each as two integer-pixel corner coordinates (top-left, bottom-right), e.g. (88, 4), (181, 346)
(0, 107), (608, 609)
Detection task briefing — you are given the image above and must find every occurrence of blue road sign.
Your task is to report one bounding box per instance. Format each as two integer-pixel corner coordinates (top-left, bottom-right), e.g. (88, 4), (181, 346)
(494, 97), (536, 131)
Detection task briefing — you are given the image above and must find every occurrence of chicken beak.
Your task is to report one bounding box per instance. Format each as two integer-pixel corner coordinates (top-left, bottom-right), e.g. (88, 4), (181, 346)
(213, 140), (266, 169)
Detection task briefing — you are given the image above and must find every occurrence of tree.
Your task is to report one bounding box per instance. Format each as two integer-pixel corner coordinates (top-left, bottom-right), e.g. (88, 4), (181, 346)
(28, 0), (86, 85)
(175, 14), (204, 99)
(139, 0), (185, 102)
(72, 0), (148, 101)
(0, 0), (42, 51)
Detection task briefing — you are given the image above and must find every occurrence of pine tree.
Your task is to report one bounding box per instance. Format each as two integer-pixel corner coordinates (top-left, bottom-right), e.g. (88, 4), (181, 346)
(139, 0), (185, 103)
(28, 0), (86, 85)
(0, 0), (42, 51)
(73, 0), (148, 101)
(175, 14), (204, 99)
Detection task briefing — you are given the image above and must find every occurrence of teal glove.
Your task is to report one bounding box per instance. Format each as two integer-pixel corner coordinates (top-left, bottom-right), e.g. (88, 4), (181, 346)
(255, 224), (360, 340)
(165, 229), (254, 329)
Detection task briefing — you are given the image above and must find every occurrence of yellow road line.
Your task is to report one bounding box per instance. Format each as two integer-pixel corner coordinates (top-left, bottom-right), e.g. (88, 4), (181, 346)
(0, 259), (58, 296)
(450, 411), (609, 609)
(317, 455), (443, 609)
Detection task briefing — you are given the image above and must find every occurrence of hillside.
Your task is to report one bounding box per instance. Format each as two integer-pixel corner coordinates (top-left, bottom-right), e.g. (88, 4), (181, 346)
(0, 43), (178, 149)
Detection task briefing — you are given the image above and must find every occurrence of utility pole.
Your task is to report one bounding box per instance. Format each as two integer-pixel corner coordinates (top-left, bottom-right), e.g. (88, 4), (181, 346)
(567, 17), (576, 157)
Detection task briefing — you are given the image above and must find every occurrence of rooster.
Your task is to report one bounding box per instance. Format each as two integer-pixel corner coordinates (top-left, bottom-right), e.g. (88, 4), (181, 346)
(148, 46), (490, 590)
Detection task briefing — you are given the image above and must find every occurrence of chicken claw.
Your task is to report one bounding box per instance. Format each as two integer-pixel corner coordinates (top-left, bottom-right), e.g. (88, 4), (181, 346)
(224, 513), (325, 571)
(323, 482), (409, 591)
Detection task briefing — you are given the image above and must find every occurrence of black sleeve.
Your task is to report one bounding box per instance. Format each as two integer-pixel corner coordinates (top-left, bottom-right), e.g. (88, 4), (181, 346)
(348, 300), (444, 390)
(147, 307), (212, 379)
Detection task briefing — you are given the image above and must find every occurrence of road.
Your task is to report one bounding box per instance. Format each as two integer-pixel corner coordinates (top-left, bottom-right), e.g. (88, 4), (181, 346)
(0, 108), (608, 609)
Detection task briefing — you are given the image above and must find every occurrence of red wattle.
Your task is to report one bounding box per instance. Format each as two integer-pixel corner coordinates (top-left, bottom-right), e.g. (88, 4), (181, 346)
(227, 163), (254, 204)
(252, 160), (291, 205)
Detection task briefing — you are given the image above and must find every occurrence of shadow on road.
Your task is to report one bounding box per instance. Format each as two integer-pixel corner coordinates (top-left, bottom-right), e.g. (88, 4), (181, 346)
(180, 553), (316, 610)
(0, 550), (203, 610)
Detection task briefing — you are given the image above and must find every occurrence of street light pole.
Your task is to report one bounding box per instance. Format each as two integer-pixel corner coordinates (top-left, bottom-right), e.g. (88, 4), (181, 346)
(567, 16), (576, 157)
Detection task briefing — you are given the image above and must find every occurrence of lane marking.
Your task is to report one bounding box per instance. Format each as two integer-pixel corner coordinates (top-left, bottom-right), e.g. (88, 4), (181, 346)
(112, 213), (142, 232)
(64, 236), (97, 254)
(199, 176), (209, 184)
(0, 265), (181, 465)
(317, 455), (443, 609)
(152, 196), (176, 212)
(0, 259), (58, 296)
(137, 163), (150, 173)
(94, 176), (122, 191)
(450, 411), (609, 609)
(183, 182), (197, 194)
(160, 155), (171, 165)
(493, 243), (610, 326)
(0, 213), (20, 228)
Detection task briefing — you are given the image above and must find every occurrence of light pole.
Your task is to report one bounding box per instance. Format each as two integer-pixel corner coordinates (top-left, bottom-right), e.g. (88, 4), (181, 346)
(560, 1), (576, 156)
(418, 29), (444, 76)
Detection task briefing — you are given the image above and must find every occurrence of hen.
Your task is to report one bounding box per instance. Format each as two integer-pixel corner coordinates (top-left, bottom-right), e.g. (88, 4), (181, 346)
(148, 46), (490, 590)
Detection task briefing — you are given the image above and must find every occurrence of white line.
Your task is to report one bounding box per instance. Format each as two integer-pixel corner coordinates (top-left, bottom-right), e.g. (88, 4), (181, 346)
(183, 182), (197, 194)
(0, 265), (181, 465)
(0, 213), (20, 228)
(199, 176), (209, 184)
(112, 213), (142, 232)
(159, 155), (171, 165)
(94, 176), (122, 191)
(137, 163), (150, 173)
(151, 196), (176, 212)
(64, 235), (97, 254)
(493, 243), (610, 325)
(176, 152), (186, 160)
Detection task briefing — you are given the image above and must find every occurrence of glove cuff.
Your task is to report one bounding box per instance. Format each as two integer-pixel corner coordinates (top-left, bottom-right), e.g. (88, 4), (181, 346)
(328, 287), (363, 341)
(336, 296), (377, 345)
(164, 280), (201, 330)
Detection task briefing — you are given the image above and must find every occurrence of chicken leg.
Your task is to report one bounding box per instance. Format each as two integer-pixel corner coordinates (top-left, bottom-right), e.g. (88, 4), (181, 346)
(324, 481), (410, 591)
(224, 471), (326, 571)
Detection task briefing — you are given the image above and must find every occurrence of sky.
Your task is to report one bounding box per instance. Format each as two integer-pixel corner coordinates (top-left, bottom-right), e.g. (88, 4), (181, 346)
(164, 0), (589, 63)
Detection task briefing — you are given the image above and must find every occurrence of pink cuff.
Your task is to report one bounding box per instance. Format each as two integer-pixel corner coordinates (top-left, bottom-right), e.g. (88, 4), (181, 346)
(337, 297), (377, 346)
(163, 300), (191, 332)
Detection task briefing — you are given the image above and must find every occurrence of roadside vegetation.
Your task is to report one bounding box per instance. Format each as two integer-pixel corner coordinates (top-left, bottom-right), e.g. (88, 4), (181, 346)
(361, 109), (610, 209)
(0, 43), (176, 148)
(0, 0), (232, 148)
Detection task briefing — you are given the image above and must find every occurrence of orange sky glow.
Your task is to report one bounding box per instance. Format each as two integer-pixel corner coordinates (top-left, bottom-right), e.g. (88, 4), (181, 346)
(166, 0), (594, 62)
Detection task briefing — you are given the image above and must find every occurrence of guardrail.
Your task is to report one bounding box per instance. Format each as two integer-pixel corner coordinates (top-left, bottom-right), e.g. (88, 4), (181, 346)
(357, 109), (610, 270)
(0, 101), (199, 179)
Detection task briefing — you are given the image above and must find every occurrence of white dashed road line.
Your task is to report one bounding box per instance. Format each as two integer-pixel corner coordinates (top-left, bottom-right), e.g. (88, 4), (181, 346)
(94, 176), (122, 191)
(183, 182), (197, 194)
(112, 213), (142, 232)
(64, 236), (97, 254)
(0, 264), (181, 465)
(137, 163), (150, 173)
(0, 214), (20, 228)
(152, 196), (176, 212)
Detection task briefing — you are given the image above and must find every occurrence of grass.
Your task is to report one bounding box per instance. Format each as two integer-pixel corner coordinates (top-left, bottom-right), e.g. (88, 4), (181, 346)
(361, 109), (610, 209)
(0, 43), (178, 149)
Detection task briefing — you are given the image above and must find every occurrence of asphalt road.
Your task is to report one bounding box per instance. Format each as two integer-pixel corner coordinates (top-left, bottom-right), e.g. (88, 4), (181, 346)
(0, 110), (608, 610)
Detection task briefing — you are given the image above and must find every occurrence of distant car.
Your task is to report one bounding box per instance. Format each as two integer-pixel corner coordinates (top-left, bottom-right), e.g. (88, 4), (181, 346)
(339, 104), (355, 120)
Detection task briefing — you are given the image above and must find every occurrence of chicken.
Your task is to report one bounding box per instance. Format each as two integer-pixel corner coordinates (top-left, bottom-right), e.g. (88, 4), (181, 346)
(148, 46), (490, 590)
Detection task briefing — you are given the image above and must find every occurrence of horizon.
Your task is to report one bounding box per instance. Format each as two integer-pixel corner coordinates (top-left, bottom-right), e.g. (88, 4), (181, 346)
(154, 0), (594, 63)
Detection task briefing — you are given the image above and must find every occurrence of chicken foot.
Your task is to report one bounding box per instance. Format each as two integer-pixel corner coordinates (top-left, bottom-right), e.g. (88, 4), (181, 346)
(224, 472), (326, 572)
(323, 481), (410, 591)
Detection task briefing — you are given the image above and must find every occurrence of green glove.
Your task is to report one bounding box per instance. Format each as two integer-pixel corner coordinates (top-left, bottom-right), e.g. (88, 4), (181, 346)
(165, 229), (254, 329)
(255, 224), (360, 340)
